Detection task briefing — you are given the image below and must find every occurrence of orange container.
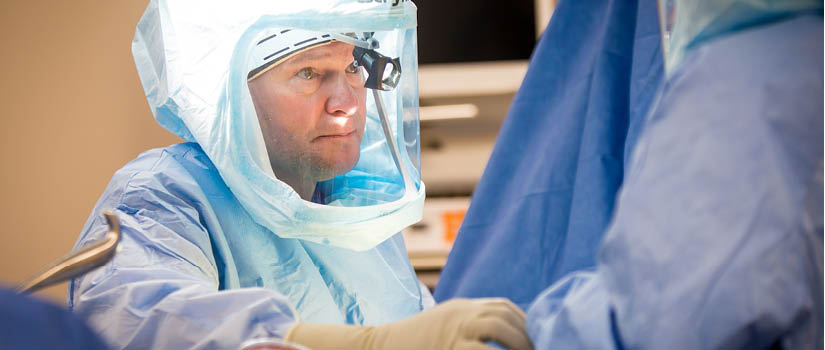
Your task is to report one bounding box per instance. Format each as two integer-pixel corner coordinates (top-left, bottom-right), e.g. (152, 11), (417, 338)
(442, 209), (466, 244)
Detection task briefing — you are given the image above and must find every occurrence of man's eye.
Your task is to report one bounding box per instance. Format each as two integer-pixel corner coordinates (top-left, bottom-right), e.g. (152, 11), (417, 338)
(297, 68), (317, 80)
(345, 62), (360, 74)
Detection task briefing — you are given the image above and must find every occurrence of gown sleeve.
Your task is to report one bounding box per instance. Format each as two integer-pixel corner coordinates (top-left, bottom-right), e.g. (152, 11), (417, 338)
(68, 151), (299, 350)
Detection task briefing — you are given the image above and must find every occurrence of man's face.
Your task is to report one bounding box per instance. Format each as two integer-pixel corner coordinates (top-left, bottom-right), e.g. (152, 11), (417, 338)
(248, 42), (367, 192)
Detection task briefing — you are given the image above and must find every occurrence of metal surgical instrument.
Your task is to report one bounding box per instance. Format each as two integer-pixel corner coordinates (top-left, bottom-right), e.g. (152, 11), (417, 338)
(18, 211), (121, 294)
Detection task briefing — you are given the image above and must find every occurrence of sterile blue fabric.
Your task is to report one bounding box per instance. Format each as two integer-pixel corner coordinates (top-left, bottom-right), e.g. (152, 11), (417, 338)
(132, 0), (425, 252)
(69, 143), (431, 349)
(527, 12), (823, 349)
(0, 288), (110, 350)
(434, 0), (664, 309)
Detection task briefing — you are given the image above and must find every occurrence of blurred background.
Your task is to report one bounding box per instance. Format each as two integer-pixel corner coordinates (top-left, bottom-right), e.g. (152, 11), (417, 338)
(0, 1), (180, 301)
(0, 1), (554, 302)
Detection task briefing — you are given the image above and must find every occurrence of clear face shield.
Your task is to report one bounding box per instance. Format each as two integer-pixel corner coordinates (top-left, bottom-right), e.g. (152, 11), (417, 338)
(246, 28), (420, 207)
(224, 21), (424, 251)
(132, 1), (423, 251)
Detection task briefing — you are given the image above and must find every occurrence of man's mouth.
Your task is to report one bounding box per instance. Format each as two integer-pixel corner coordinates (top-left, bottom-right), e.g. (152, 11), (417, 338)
(314, 129), (356, 141)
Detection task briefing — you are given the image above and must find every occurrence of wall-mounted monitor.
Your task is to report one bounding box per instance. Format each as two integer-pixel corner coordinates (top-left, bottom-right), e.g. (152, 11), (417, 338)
(416, 0), (555, 99)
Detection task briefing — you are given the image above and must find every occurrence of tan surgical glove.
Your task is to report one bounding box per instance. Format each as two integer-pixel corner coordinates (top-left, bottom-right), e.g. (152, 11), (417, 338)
(285, 298), (533, 350)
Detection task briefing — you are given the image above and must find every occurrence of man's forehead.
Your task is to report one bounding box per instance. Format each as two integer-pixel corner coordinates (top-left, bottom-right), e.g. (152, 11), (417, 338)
(281, 42), (355, 67)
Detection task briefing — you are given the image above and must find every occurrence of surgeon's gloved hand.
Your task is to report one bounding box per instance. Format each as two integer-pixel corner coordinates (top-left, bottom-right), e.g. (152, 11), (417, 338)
(285, 298), (533, 350)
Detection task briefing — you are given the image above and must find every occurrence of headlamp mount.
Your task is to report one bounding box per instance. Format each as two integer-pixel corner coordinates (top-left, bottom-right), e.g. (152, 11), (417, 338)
(334, 32), (401, 91)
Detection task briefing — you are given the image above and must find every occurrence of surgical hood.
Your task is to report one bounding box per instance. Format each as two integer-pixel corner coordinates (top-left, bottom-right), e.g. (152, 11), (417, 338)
(132, 0), (424, 251)
(657, 0), (822, 74)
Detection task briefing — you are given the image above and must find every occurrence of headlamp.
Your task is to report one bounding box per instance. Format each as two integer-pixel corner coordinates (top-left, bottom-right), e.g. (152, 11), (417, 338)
(353, 46), (402, 91)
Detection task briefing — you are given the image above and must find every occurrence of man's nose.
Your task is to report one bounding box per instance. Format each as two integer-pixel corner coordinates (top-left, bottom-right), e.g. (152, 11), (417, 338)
(324, 74), (359, 117)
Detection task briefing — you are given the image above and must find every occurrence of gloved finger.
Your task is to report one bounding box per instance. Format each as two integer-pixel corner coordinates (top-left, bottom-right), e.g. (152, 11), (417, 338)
(453, 340), (497, 350)
(475, 302), (527, 330)
(473, 298), (527, 325)
(467, 317), (533, 350)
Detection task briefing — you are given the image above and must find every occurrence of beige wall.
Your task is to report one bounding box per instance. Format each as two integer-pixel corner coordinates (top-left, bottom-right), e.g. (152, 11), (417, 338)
(0, 1), (180, 303)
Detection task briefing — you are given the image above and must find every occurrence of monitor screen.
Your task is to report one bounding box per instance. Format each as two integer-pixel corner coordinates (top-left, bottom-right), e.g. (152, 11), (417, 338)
(415, 0), (538, 64)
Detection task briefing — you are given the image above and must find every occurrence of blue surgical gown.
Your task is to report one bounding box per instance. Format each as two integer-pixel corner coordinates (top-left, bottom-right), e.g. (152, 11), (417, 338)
(527, 13), (823, 349)
(434, 0), (664, 308)
(68, 143), (433, 349)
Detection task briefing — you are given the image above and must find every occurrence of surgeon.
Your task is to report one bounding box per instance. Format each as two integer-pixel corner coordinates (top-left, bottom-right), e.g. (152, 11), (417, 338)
(68, 1), (531, 349)
(525, 0), (822, 349)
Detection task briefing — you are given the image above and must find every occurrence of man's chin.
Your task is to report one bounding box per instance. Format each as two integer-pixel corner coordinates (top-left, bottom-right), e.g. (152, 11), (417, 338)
(316, 157), (360, 182)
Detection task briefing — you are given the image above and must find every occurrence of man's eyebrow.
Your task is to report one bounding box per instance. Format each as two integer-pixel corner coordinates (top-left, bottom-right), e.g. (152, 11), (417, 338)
(282, 50), (338, 67)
